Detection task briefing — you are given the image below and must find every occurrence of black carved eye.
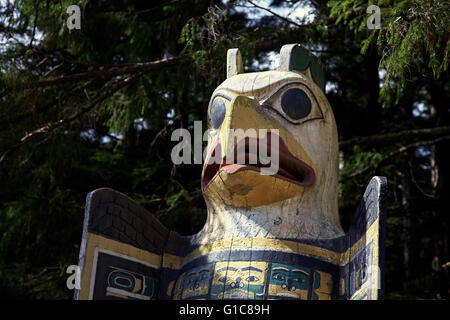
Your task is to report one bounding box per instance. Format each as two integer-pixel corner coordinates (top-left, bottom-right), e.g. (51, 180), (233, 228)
(246, 276), (259, 282)
(211, 98), (226, 129)
(281, 88), (311, 120)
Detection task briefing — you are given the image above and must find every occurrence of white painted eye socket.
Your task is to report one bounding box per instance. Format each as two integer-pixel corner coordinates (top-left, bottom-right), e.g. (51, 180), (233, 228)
(291, 286), (296, 291)
(281, 283), (287, 289)
(261, 82), (324, 125)
(239, 282), (244, 288)
(230, 282), (236, 288)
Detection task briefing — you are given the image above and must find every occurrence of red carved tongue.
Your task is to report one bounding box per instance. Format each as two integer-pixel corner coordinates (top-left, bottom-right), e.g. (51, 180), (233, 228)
(220, 163), (297, 180)
(201, 133), (315, 191)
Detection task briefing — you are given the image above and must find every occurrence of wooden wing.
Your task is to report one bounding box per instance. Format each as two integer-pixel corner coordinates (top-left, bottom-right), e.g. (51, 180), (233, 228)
(340, 176), (387, 300)
(74, 188), (169, 300)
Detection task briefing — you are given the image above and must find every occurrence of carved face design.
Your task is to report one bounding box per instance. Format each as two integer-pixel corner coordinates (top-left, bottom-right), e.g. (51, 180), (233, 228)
(211, 261), (267, 299)
(173, 264), (214, 300)
(201, 45), (338, 209)
(181, 265), (212, 299)
(268, 263), (310, 299)
(106, 268), (155, 300)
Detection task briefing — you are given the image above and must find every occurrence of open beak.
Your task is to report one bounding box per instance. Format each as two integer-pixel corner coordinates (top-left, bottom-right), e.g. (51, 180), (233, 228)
(201, 95), (316, 207)
(202, 132), (315, 191)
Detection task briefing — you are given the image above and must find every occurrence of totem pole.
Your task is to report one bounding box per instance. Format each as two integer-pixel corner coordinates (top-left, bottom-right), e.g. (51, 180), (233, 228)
(74, 44), (387, 300)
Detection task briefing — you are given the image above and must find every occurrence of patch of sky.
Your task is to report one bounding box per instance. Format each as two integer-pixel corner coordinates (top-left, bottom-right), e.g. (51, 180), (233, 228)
(134, 117), (148, 131)
(378, 69), (386, 88)
(416, 146), (431, 158)
(325, 82), (338, 94)
(412, 101), (430, 119)
(80, 129), (122, 145)
(0, 0), (44, 53)
(80, 129), (96, 142)
(415, 146), (432, 169)
(228, 0), (315, 28)
(228, 0), (314, 71)
(167, 108), (175, 125)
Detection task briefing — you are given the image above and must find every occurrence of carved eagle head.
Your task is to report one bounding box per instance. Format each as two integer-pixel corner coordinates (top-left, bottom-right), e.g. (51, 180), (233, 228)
(201, 44), (342, 238)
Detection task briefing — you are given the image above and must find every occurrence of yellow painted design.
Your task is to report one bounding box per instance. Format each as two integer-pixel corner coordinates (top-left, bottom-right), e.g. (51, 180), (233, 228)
(212, 261), (268, 299)
(340, 278), (346, 296)
(313, 270), (333, 300)
(106, 291), (128, 299)
(172, 275), (183, 300)
(166, 280), (175, 297)
(163, 253), (184, 269)
(161, 219), (379, 273)
(78, 232), (162, 300)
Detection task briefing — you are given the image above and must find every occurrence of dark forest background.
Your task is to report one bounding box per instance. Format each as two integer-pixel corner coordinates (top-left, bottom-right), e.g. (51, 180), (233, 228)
(0, 0), (448, 299)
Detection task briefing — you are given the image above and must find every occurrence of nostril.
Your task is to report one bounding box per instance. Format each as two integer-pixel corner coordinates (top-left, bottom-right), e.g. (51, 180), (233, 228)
(211, 98), (226, 129)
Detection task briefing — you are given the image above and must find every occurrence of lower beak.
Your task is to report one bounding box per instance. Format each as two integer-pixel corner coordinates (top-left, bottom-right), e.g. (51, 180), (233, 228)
(202, 132), (315, 191)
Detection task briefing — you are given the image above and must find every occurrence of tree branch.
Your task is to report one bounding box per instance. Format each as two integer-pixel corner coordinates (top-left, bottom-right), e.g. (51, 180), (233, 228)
(2, 1), (368, 96)
(339, 135), (450, 182)
(339, 126), (450, 150)
(0, 23), (23, 36)
(246, 0), (304, 28)
(0, 79), (95, 128)
(28, 6), (38, 48)
(3, 55), (188, 93)
(0, 73), (142, 164)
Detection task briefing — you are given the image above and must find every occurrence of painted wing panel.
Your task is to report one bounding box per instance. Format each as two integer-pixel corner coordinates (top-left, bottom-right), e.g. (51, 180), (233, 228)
(74, 188), (169, 300)
(342, 176), (387, 300)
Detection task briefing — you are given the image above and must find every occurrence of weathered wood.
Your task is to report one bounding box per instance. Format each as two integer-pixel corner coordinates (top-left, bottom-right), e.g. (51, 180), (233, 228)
(75, 44), (387, 300)
(226, 48), (244, 79)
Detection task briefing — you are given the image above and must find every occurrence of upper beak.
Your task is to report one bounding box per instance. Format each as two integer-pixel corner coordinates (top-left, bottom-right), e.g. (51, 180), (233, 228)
(202, 95), (315, 191)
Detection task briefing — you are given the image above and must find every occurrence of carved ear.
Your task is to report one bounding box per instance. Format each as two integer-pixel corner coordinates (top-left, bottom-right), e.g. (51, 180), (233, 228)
(227, 48), (244, 78)
(279, 44), (325, 92)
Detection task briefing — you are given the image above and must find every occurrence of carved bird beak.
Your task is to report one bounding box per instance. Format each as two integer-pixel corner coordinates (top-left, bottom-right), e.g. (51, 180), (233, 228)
(201, 95), (316, 207)
(202, 132), (315, 191)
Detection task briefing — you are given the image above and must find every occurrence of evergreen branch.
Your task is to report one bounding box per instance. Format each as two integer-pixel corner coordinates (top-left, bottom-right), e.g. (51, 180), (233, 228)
(408, 160), (437, 199)
(244, 1), (368, 29)
(339, 126), (450, 150)
(0, 74), (142, 164)
(245, 0), (304, 28)
(0, 80), (95, 128)
(339, 135), (450, 182)
(28, 6), (38, 48)
(2, 55), (188, 93)
(0, 23), (23, 35)
(1, 2), (365, 98)
(133, 0), (181, 15)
